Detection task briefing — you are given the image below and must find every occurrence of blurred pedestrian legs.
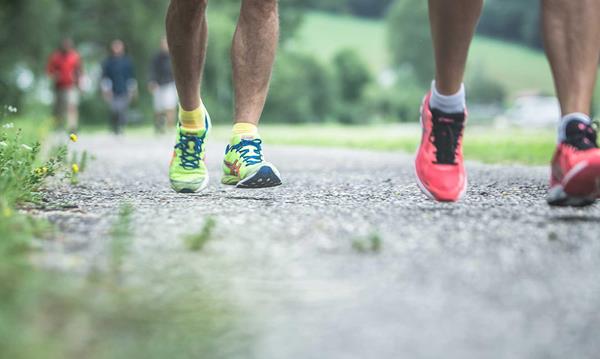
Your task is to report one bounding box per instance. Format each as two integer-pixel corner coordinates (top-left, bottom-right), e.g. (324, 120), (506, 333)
(101, 39), (137, 135)
(47, 38), (82, 133)
(149, 37), (178, 133)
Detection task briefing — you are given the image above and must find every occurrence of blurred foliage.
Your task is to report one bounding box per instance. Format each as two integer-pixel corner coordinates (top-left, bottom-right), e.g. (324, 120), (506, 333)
(308, 0), (541, 48)
(266, 51), (335, 123)
(0, 0), (588, 124)
(467, 65), (507, 105)
(367, 71), (425, 123)
(479, 0), (542, 49)
(386, 0), (432, 88)
(303, 0), (393, 18)
(333, 49), (371, 103)
(331, 49), (372, 124)
(0, 0), (304, 123)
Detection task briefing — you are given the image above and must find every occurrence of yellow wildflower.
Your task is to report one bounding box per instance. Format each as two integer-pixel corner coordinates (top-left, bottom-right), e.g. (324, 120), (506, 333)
(72, 163), (79, 174)
(70, 133), (78, 142)
(34, 166), (49, 176)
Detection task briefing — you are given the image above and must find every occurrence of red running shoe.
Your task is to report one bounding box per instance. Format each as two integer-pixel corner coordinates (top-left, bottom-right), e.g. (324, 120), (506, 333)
(548, 118), (600, 207)
(415, 93), (467, 202)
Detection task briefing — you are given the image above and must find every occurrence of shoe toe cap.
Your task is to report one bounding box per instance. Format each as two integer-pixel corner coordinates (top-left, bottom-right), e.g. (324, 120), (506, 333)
(416, 166), (466, 202)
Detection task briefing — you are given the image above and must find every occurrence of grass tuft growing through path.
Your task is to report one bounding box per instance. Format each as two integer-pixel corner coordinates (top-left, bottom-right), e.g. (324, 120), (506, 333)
(185, 217), (217, 252)
(109, 202), (135, 276)
(352, 233), (383, 254)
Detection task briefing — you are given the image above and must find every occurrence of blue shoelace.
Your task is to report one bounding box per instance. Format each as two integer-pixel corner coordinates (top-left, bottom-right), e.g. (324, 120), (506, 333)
(229, 139), (264, 165)
(175, 132), (205, 169)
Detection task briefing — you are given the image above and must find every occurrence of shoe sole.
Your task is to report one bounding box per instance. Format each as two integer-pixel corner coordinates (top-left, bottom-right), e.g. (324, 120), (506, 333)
(236, 165), (282, 189)
(547, 185), (595, 207)
(170, 175), (209, 193)
(547, 160), (600, 207)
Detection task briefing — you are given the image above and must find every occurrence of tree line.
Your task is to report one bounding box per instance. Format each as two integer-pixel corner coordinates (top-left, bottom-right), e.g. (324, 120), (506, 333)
(0, 0), (541, 124)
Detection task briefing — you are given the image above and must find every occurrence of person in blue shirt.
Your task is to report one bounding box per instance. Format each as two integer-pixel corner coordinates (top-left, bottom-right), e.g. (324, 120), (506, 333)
(101, 39), (137, 134)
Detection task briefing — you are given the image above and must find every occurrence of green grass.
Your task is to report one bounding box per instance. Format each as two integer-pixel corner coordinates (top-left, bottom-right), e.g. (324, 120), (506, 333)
(117, 123), (554, 165)
(0, 115), (248, 358)
(212, 124), (555, 165)
(296, 12), (554, 96)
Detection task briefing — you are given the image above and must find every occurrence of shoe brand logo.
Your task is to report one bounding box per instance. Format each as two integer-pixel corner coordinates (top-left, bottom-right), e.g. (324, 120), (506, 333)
(225, 160), (241, 177)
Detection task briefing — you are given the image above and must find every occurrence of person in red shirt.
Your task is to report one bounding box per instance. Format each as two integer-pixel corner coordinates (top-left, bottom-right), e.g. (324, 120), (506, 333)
(47, 38), (82, 133)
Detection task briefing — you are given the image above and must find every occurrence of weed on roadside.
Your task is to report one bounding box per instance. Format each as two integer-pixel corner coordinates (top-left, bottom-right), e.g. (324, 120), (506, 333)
(109, 202), (134, 276)
(69, 149), (89, 185)
(1, 113), (249, 359)
(1, 128), (65, 207)
(185, 217), (217, 251)
(352, 232), (383, 254)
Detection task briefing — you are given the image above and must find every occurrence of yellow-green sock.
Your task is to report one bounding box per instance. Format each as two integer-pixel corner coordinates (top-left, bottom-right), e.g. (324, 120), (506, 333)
(232, 122), (258, 136)
(179, 103), (205, 132)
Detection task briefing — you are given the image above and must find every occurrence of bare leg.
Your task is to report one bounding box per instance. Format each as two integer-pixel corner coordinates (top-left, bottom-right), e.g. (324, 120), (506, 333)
(232, 0), (279, 125)
(428, 0), (483, 94)
(542, 0), (600, 116)
(166, 0), (208, 111)
(54, 90), (66, 130)
(67, 104), (78, 132)
(154, 112), (166, 133)
(165, 109), (177, 128)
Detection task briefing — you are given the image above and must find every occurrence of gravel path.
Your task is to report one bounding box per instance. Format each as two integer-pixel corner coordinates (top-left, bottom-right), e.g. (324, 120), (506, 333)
(38, 133), (600, 359)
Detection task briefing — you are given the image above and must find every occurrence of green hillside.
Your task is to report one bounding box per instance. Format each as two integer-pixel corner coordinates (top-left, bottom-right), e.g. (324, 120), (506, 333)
(294, 12), (388, 75)
(295, 12), (555, 96)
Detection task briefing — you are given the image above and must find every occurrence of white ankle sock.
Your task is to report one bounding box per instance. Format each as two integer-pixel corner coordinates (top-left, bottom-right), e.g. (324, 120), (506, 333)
(558, 112), (591, 143)
(429, 81), (466, 114)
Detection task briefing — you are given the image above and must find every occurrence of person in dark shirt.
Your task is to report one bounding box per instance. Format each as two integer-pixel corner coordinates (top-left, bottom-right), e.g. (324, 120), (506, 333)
(148, 37), (177, 133)
(101, 39), (137, 134)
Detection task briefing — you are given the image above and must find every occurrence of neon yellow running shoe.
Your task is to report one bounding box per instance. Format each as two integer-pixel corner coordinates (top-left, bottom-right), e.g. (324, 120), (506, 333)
(169, 109), (211, 193)
(222, 133), (282, 188)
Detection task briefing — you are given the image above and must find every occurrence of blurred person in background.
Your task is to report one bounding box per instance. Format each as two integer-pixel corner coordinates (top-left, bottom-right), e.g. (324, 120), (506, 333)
(165, 0), (282, 193)
(47, 38), (82, 133)
(415, 0), (600, 207)
(148, 37), (177, 134)
(101, 39), (137, 135)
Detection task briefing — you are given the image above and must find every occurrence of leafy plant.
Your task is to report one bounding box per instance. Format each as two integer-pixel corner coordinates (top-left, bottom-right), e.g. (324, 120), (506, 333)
(0, 125), (65, 210)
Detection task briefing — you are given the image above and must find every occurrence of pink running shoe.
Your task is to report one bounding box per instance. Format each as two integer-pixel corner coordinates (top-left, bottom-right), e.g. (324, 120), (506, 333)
(415, 93), (467, 202)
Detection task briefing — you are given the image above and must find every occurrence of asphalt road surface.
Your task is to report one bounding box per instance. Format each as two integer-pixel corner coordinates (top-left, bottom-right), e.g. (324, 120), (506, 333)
(39, 133), (600, 359)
